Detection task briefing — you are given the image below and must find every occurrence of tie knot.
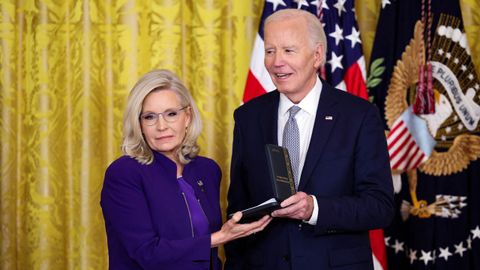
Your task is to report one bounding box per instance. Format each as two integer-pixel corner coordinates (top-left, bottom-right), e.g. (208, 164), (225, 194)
(288, 106), (301, 118)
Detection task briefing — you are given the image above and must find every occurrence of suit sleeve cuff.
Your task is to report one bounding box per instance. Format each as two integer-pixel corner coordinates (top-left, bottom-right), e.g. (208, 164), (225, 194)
(304, 195), (318, 225)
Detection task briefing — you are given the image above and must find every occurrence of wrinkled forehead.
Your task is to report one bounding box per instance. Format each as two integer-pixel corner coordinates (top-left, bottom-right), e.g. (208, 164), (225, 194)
(265, 15), (308, 33)
(264, 19), (310, 47)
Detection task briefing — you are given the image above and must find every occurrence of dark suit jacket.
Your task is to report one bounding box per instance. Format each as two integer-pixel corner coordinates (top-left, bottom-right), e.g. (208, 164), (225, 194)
(101, 151), (222, 270)
(225, 82), (394, 270)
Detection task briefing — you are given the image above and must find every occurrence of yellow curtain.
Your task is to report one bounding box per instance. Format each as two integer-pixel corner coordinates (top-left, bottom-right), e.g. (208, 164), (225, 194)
(0, 1), (478, 269)
(0, 1), (261, 269)
(460, 0), (480, 76)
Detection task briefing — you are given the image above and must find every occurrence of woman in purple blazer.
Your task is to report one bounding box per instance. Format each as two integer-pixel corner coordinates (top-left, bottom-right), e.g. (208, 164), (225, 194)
(101, 69), (271, 270)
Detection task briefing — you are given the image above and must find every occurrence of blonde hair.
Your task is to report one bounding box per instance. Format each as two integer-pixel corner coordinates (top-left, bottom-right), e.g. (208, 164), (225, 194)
(264, 8), (327, 65)
(122, 69), (202, 165)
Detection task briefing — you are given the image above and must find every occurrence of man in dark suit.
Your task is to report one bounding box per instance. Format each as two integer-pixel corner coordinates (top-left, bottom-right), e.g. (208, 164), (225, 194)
(225, 9), (394, 270)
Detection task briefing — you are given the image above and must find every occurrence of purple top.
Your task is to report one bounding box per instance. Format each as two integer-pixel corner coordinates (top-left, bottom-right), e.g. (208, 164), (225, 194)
(177, 176), (210, 237)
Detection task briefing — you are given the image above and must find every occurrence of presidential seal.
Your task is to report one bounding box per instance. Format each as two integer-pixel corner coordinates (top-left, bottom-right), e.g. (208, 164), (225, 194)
(384, 15), (480, 219)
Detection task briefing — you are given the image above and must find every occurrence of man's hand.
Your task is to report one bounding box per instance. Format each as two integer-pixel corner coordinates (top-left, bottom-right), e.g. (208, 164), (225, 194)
(271, 192), (314, 220)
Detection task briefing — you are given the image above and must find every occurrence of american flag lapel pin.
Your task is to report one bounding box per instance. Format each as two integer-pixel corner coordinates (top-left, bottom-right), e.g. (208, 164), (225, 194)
(325, 116), (333, 120)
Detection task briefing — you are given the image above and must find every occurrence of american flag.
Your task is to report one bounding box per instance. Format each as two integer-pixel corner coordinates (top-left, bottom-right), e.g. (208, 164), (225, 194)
(243, 0), (388, 269)
(387, 107), (436, 172)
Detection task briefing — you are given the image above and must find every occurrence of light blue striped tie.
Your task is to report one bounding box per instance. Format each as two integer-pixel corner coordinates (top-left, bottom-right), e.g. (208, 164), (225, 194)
(283, 105), (301, 189)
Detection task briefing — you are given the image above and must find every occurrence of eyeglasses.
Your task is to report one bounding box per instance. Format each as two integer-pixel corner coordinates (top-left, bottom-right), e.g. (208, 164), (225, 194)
(140, 106), (188, 126)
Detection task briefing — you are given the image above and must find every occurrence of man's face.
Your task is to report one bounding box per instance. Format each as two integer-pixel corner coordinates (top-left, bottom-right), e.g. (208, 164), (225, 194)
(264, 17), (324, 103)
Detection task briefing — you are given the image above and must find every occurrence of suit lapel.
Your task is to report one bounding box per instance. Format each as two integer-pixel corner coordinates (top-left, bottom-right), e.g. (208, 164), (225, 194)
(260, 91), (279, 145)
(298, 84), (339, 190)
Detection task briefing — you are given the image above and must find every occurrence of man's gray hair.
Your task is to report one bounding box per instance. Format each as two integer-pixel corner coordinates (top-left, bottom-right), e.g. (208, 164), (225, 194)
(264, 9), (327, 65)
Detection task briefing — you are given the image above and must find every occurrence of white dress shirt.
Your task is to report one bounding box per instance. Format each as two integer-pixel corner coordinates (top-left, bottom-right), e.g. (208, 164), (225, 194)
(277, 77), (322, 225)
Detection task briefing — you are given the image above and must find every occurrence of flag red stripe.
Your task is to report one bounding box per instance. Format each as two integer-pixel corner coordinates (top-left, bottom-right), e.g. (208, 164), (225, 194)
(404, 146), (420, 169)
(387, 125), (408, 151)
(389, 132), (411, 160)
(400, 140), (419, 168)
(392, 138), (416, 169)
(344, 63), (368, 100)
(243, 70), (267, 103)
(411, 152), (426, 169)
(370, 229), (388, 270)
(389, 119), (404, 135)
(392, 139), (416, 169)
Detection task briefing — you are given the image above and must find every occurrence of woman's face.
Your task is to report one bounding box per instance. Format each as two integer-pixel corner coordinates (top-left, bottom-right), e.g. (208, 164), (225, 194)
(140, 90), (191, 162)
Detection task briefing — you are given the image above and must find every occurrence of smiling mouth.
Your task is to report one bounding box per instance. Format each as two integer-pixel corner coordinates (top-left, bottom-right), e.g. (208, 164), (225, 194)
(275, 73), (292, 79)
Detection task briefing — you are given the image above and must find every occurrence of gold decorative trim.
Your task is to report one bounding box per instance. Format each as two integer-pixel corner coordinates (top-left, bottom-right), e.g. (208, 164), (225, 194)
(419, 134), (480, 175)
(385, 21), (424, 128)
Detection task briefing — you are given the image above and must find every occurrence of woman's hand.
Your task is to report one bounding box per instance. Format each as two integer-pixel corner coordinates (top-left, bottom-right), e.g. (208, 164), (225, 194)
(210, 212), (272, 247)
